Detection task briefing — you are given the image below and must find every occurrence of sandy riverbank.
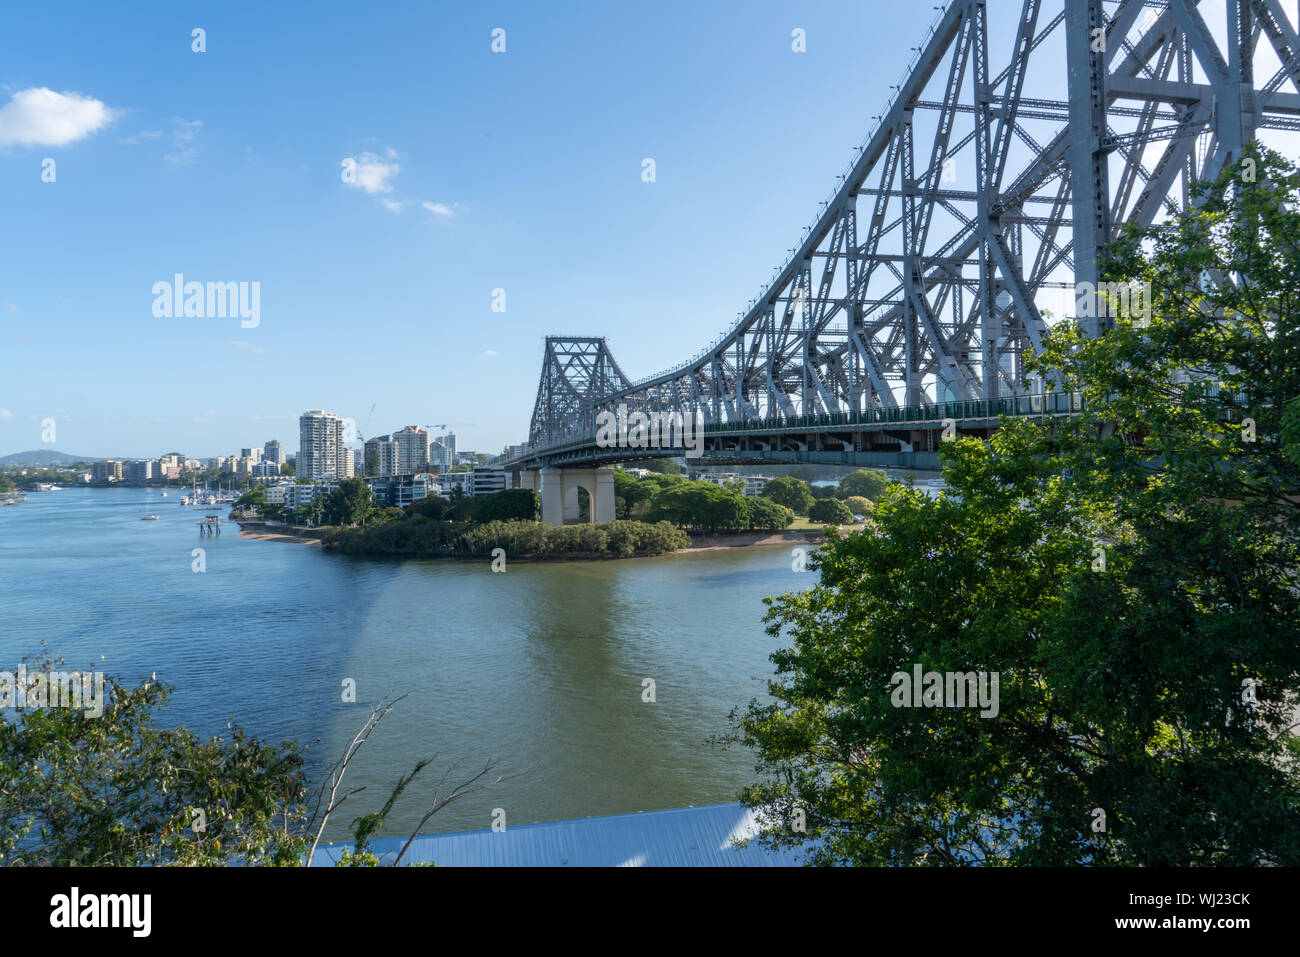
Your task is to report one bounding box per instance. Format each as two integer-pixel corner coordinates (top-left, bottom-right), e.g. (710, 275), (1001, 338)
(236, 522), (323, 545)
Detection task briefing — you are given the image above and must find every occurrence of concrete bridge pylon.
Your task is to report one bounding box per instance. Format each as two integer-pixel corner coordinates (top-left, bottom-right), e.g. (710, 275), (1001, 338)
(518, 467), (617, 525)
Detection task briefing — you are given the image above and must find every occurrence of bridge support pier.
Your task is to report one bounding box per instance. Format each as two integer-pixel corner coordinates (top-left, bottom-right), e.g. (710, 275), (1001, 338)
(535, 467), (615, 525)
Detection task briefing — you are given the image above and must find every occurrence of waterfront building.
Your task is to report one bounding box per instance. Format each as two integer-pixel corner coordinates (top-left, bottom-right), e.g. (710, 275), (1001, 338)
(264, 482), (293, 506)
(471, 465), (508, 496)
(392, 425), (430, 475)
(263, 439), (284, 466)
(367, 475), (430, 508)
(91, 460), (123, 482)
(282, 483), (334, 510)
(253, 461), (281, 478)
(299, 410), (348, 482)
(124, 459), (155, 483)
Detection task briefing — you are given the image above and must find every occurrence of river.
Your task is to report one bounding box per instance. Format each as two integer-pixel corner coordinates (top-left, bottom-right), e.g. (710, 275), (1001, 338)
(0, 486), (809, 840)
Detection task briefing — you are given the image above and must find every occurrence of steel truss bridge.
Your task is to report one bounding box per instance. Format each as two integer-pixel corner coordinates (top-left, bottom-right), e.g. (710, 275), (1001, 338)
(509, 0), (1300, 481)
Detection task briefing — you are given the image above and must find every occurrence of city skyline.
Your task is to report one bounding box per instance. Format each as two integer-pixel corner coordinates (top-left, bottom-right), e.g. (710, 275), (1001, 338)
(0, 0), (1036, 459)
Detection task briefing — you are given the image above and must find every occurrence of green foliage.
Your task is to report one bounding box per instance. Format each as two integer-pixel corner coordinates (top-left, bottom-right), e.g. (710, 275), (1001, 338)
(839, 469), (889, 500)
(642, 458), (684, 475)
(843, 495), (873, 518)
(646, 481), (750, 532)
(745, 496), (796, 531)
(328, 477), (374, 527)
(235, 486), (266, 508)
(808, 498), (853, 525)
(733, 147), (1300, 866)
(613, 470), (658, 519)
(762, 476), (815, 515)
(351, 756), (435, 853)
(336, 849), (380, 866)
(0, 652), (308, 866)
(322, 518), (689, 559)
(470, 488), (539, 523)
(409, 494), (452, 520)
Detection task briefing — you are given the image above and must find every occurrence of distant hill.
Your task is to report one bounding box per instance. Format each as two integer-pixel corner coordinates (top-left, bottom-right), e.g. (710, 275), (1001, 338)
(0, 450), (98, 466)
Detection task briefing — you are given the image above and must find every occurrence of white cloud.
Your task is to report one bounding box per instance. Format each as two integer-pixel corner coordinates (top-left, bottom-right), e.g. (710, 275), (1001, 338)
(422, 201), (454, 218)
(381, 198), (403, 213)
(483, 349), (497, 357)
(0, 87), (117, 147)
(163, 119), (203, 164)
(345, 151), (400, 195)
(0, 408), (13, 421)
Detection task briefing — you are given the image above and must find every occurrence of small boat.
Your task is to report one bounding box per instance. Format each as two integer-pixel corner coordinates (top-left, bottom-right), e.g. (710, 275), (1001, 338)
(141, 514), (159, 521)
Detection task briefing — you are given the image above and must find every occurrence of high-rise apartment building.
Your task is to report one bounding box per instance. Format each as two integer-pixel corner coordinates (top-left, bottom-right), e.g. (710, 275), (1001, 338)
(429, 440), (452, 472)
(392, 425), (430, 475)
(299, 410), (348, 481)
(263, 439), (284, 465)
(92, 460), (123, 482)
(364, 436), (400, 477)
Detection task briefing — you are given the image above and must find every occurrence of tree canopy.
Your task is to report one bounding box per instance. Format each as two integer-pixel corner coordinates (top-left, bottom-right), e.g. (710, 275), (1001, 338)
(762, 476), (815, 515)
(839, 469), (889, 500)
(732, 146), (1300, 866)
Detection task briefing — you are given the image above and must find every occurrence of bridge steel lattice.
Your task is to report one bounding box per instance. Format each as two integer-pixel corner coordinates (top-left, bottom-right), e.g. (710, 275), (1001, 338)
(522, 0), (1300, 464)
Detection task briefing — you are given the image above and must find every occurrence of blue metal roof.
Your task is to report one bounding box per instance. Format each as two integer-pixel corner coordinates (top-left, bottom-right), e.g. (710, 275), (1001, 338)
(310, 803), (813, 867)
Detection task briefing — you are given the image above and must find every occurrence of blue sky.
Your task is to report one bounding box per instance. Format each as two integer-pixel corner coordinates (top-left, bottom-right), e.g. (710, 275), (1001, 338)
(0, 1), (1025, 459)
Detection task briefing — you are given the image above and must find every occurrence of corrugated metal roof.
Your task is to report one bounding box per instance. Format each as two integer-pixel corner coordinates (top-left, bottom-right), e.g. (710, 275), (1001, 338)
(311, 803), (812, 867)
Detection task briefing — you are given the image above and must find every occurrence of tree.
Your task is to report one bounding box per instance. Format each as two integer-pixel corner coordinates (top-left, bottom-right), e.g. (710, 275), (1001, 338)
(745, 497), (795, 530)
(762, 476), (815, 515)
(613, 470), (657, 519)
(732, 147), (1300, 866)
(808, 498), (853, 525)
(843, 495), (873, 518)
(839, 469), (889, 500)
(0, 651), (308, 865)
(280, 459), (296, 477)
(646, 481), (749, 532)
(642, 458), (684, 475)
(471, 488), (539, 523)
(409, 494), (452, 520)
(329, 477), (375, 527)
(0, 656), (503, 866)
(236, 486), (266, 508)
